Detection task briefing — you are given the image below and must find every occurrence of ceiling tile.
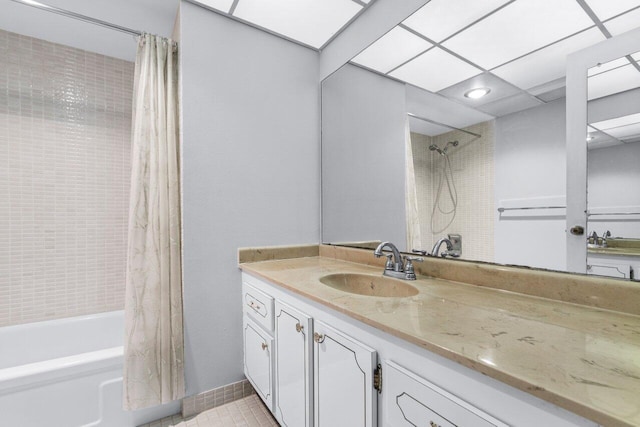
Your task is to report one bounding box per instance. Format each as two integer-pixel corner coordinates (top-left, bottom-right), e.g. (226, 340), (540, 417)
(604, 122), (640, 141)
(437, 72), (521, 107)
(588, 63), (640, 100)
(604, 7), (640, 36)
(389, 47), (482, 93)
(535, 86), (567, 102)
(233, 0), (362, 48)
(588, 57), (631, 77)
(196, 0), (234, 13)
(591, 112), (640, 131)
(402, 0), (510, 43)
(351, 27), (432, 74)
(492, 28), (605, 90)
(583, 0), (640, 21)
(442, 0), (594, 70)
(406, 85), (494, 130)
(476, 92), (543, 117)
(409, 116), (451, 136)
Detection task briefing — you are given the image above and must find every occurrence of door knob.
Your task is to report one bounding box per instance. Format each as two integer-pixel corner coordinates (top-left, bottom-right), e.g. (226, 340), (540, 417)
(314, 332), (325, 343)
(261, 342), (267, 350)
(295, 322), (304, 333)
(570, 225), (584, 235)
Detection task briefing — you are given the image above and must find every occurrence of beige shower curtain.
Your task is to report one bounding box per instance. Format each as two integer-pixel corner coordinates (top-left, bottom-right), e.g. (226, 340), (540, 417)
(405, 118), (422, 251)
(123, 33), (184, 410)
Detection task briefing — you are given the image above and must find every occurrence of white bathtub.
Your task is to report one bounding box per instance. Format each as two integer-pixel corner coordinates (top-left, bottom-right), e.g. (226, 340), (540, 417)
(0, 311), (180, 427)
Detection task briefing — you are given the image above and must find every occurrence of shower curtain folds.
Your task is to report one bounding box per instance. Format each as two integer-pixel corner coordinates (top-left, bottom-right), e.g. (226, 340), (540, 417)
(123, 33), (184, 411)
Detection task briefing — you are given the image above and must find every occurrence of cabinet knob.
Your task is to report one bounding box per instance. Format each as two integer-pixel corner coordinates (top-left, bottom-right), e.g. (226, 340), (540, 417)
(314, 332), (325, 343)
(261, 342), (267, 351)
(295, 322), (304, 333)
(429, 422), (441, 427)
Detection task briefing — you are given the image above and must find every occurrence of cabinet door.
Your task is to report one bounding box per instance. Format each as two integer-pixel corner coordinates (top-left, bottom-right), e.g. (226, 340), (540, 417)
(314, 321), (377, 427)
(586, 262), (630, 278)
(385, 360), (507, 427)
(244, 319), (273, 410)
(274, 301), (313, 427)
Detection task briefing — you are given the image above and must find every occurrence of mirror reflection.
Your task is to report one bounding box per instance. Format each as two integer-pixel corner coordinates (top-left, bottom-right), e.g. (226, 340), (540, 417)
(321, 0), (640, 281)
(586, 50), (640, 279)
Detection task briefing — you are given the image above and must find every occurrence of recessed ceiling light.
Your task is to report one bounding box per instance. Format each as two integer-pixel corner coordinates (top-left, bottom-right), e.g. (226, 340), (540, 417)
(464, 87), (491, 99)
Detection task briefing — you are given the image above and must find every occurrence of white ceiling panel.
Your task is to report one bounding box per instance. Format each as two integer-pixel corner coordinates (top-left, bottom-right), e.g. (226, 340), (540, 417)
(588, 64), (640, 100)
(591, 113), (640, 131)
(604, 7), (640, 36)
(409, 116), (451, 136)
(406, 85), (494, 130)
(390, 47), (482, 93)
(604, 122), (640, 140)
(477, 92), (543, 117)
(402, 0), (510, 43)
(493, 28), (605, 90)
(233, 0), (362, 48)
(442, 0), (594, 70)
(197, 0), (234, 13)
(437, 72), (521, 107)
(588, 57), (630, 77)
(584, 0), (640, 21)
(351, 27), (432, 74)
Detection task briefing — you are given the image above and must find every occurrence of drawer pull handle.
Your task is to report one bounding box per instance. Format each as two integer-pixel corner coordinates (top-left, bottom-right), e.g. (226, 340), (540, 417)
(314, 332), (325, 343)
(261, 342), (267, 351)
(295, 323), (304, 333)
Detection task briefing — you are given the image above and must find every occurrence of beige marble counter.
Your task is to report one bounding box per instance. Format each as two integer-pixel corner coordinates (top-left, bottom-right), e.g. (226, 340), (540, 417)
(588, 247), (640, 257)
(240, 255), (640, 427)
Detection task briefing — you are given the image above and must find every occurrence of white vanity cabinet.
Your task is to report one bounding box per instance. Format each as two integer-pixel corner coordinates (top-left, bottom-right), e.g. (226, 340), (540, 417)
(274, 301), (313, 427)
(314, 321), (377, 427)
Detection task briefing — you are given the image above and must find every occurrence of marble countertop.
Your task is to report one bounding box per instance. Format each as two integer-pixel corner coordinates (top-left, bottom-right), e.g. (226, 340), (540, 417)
(240, 256), (640, 427)
(588, 246), (640, 257)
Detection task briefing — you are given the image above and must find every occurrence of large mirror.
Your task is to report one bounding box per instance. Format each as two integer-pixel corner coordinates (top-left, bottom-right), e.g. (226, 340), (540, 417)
(585, 50), (640, 279)
(321, 0), (640, 280)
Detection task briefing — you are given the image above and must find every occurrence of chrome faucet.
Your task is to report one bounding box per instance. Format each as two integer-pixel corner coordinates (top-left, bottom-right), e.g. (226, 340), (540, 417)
(373, 242), (423, 280)
(431, 238), (453, 257)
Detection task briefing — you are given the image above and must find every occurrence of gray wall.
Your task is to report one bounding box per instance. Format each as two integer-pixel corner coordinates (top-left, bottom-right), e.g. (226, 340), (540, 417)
(321, 64), (407, 248)
(180, 1), (320, 395)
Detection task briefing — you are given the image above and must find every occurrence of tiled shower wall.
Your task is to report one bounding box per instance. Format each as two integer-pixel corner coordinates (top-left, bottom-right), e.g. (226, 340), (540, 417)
(411, 120), (495, 263)
(0, 29), (134, 326)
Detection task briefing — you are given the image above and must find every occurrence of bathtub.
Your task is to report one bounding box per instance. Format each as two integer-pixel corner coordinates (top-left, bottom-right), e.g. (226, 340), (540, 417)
(0, 311), (180, 427)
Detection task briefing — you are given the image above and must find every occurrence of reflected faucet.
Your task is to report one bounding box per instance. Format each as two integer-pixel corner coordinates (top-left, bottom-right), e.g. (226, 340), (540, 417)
(431, 238), (453, 257)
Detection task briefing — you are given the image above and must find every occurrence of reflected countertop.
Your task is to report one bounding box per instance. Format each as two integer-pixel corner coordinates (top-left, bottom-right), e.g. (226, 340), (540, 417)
(240, 256), (640, 427)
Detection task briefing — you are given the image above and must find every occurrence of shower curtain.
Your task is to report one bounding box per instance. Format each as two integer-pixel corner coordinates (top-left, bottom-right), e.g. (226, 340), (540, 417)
(123, 34), (184, 410)
(405, 118), (422, 251)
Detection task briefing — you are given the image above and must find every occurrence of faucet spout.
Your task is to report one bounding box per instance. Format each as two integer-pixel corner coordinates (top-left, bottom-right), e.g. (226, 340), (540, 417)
(374, 241), (403, 272)
(431, 238), (453, 258)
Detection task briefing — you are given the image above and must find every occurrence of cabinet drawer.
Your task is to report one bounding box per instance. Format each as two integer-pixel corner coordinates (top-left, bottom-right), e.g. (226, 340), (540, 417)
(243, 282), (274, 332)
(385, 361), (507, 427)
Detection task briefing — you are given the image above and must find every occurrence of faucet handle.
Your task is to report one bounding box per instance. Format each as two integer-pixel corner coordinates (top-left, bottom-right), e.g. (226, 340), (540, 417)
(381, 253), (394, 270)
(403, 256), (423, 280)
(412, 249), (428, 256)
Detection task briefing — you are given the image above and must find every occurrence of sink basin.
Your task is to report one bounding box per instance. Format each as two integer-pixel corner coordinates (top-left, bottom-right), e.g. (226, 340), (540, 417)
(319, 273), (419, 298)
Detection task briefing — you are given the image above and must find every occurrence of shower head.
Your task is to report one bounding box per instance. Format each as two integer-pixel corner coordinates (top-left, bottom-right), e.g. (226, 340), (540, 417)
(448, 140), (459, 147)
(428, 144), (439, 151)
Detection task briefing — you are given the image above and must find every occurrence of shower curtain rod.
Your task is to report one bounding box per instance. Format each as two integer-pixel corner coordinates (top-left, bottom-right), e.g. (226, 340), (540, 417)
(407, 113), (482, 138)
(10, 0), (142, 37)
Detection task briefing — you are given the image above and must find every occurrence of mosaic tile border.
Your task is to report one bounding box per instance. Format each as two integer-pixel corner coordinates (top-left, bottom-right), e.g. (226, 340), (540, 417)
(181, 379), (255, 418)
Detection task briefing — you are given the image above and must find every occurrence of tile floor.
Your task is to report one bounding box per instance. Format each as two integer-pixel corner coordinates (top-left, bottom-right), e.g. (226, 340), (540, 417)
(141, 395), (279, 427)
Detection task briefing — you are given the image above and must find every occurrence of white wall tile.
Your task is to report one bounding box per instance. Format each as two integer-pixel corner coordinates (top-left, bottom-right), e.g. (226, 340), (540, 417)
(0, 29), (133, 327)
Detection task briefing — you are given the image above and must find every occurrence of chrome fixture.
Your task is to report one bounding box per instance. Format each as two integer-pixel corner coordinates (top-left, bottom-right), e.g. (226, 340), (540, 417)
(428, 140), (459, 156)
(431, 234), (462, 258)
(373, 242), (423, 280)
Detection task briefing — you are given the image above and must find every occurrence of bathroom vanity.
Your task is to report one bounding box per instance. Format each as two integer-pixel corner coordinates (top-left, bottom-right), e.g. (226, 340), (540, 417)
(239, 245), (640, 427)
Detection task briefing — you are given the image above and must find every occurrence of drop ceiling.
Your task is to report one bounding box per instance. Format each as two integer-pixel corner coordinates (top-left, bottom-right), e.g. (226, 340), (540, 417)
(348, 0), (640, 124)
(194, 0), (373, 49)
